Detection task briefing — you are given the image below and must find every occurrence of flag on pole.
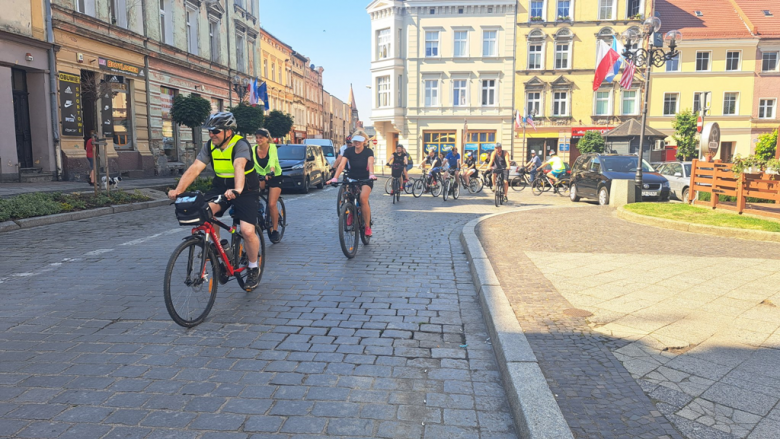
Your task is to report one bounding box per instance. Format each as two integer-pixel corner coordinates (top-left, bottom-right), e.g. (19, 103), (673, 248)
(525, 111), (536, 131)
(604, 37), (625, 83)
(593, 40), (622, 91)
(249, 79), (258, 106)
(258, 82), (269, 111)
(619, 60), (636, 89)
(515, 110), (522, 130)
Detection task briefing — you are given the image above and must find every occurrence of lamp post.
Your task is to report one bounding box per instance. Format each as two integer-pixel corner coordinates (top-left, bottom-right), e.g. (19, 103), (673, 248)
(621, 18), (682, 187)
(232, 75), (250, 102)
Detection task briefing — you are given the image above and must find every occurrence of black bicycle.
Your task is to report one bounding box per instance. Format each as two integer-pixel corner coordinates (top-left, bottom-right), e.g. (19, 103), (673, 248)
(494, 170), (507, 207)
(442, 169), (460, 201)
(331, 178), (374, 259)
(412, 169), (443, 198)
(511, 169), (533, 192)
(258, 181), (287, 243)
(390, 175), (403, 204)
(532, 172), (570, 197)
(335, 170), (350, 216)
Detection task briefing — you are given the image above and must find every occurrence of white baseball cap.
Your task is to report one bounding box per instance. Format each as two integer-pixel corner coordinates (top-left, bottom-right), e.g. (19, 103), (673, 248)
(352, 135), (366, 142)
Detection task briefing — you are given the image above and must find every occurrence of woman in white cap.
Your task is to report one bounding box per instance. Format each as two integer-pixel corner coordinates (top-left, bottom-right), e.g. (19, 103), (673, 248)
(328, 130), (377, 236)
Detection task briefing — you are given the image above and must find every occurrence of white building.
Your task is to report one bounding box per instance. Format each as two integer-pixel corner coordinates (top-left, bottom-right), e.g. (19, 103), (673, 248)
(366, 0), (517, 167)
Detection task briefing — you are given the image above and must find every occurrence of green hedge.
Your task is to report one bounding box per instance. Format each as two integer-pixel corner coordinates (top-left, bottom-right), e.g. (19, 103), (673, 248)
(696, 192), (772, 204)
(0, 190), (151, 222)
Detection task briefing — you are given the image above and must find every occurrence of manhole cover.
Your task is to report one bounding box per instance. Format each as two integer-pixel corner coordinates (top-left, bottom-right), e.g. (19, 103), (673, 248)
(563, 308), (593, 317)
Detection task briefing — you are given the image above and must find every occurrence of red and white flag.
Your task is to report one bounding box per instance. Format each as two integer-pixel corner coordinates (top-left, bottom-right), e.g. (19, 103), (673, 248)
(515, 110), (522, 130)
(619, 60), (636, 89)
(593, 40), (621, 91)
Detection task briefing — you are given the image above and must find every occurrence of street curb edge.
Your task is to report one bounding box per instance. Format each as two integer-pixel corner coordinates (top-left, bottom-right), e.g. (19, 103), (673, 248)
(461, 213), (574, 439)
(5, 199), (170, 232)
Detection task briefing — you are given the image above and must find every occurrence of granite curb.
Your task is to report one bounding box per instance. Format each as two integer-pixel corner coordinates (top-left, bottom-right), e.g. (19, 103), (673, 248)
(2, 199), (170, 233)
(461, 207), (574, 439)
(617, 205), (780, 243)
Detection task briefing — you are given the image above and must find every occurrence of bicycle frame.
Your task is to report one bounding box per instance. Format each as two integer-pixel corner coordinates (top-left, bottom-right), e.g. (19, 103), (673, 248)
(191, 218), (245, 278)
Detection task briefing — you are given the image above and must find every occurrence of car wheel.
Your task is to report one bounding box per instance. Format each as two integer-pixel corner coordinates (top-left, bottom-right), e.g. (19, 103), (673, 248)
(570, 183), (581, 202)
(682, 188), (690, 204)
(302, 177), (310, 194)
(316, 174), (325, 189)
(598, 186), (609, 206)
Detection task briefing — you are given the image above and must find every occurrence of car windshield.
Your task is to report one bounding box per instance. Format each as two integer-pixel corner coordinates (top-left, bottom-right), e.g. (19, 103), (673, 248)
(684, 163), (691, 176)
(277, 145), (306, 160)
(321, 146), (335, 157)
(601, 157), (654, 172)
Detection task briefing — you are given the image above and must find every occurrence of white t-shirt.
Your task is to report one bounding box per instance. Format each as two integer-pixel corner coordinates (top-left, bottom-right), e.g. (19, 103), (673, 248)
(339, 144), (352, 169)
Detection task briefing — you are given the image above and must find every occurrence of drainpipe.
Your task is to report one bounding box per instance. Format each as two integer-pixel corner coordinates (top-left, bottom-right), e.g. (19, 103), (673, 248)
(140, 0), (153, 159)
(226, 3), (233, 107)
(45, 0), (62, 180)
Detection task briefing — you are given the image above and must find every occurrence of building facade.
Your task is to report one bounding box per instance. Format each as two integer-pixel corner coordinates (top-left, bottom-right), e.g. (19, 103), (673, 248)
(515, 0), (651, 165)
(0, 0), (58, 181)
(305, 63), (324, 138)
(367, 0), (517, 167)
(260, 27), (294, 141)
(290, 51), (308, 142)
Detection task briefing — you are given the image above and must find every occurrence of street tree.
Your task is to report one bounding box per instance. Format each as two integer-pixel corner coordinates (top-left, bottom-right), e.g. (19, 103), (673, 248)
(673, 109), (698, 160)
(754, 129), (777, 162)
(229, 102), (264, 137)
(264, 110), (294, 139)
(171, 94), (212, 131)
(577, 130), (606, 154)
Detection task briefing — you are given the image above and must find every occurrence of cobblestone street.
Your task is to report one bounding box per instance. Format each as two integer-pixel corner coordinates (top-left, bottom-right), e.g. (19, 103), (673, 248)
(478, 197), (780, 439)
(0, 182), (521, 439)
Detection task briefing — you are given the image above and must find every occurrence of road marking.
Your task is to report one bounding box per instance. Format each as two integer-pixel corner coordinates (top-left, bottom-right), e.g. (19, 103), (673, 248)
(85, 249), (114, 256)
(119, 228), (180, 246)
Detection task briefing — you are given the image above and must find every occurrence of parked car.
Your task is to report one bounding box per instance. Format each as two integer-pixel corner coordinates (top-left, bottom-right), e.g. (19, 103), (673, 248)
(277, 144), (329, 193)
(303, 139), (336, 170)
(654, 161), (692, 201)
(570, 153), (670, 205)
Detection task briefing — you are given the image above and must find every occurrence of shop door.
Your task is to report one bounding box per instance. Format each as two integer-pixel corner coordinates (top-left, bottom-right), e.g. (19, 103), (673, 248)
(12, 69), (33, 168)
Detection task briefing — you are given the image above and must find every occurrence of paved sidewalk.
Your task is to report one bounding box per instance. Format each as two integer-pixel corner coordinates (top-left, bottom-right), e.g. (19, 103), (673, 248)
(478, 200), (780, 439)
(0, 176), (184, 198)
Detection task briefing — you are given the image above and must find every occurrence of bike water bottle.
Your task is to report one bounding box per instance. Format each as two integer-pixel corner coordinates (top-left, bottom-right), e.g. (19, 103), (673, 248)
(220, 239), (233, 262)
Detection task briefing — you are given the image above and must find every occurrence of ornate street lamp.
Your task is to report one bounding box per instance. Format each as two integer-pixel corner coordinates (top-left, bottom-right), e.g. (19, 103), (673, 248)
(621, 18), (682, 187)
(232, 75), (250, 102)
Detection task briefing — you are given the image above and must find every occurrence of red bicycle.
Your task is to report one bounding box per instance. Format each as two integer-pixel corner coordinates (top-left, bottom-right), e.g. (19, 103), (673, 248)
(164, 192), (266, 327)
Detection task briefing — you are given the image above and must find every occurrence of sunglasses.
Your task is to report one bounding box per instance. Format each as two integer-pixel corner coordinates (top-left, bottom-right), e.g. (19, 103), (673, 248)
(208, 129), (222, 135)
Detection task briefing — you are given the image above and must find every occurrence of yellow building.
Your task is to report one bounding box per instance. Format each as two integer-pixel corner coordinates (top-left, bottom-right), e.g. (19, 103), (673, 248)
(260, 28), (294, 140)
(515, 0), (651, 165)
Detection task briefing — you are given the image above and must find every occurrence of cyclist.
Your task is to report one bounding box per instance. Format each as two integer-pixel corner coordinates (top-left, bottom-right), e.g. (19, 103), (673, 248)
(253, 128), (283, 243)
(525, 150), (542, 183)
(538, 150), (565, 185)
(420, 149), (442, 189)
(444, 148), (461, 183)
(328, 131), (377, 236)
(168, 111), (261, 291)
(390, 144), (408, 193)
(487, 143), (510, 198)
(462, 151), (477, 187)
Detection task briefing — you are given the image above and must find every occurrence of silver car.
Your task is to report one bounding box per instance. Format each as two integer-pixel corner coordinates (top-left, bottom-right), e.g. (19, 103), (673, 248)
(654, 161), (692, 201)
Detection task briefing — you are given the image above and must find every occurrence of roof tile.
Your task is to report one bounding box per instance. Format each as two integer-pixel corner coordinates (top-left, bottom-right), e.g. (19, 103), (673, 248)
(656, 0), (753, 40)
(732, 0), (780, 36)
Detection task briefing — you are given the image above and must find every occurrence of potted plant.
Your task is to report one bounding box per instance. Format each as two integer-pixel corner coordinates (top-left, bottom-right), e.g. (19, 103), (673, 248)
(766, 158), (780, 176)
(631, 13), (643, 20)
(732, 155), (764, 176)
(557, 15), (571, 21)
(530, 16), (543, 22)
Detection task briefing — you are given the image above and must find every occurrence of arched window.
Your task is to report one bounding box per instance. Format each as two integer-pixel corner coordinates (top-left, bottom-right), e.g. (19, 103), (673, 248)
(527, 30), (546, 70)
(554, 29), (573, 70)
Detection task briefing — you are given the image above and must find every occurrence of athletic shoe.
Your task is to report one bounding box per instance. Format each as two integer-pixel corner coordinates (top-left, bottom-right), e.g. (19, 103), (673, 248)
(245, 267), (260, 291)
(270, 230), (281, 243)
(364, 226), (372, 237)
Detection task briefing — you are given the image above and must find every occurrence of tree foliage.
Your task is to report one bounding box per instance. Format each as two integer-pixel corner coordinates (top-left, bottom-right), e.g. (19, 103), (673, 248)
(170, 94), (212, 129)
(577, 130), (606, 154)
(672, 109), (698, 160)
(228, 102), (264, 136)
(264, 110), (294, 139)
(754, 130), (778, 161)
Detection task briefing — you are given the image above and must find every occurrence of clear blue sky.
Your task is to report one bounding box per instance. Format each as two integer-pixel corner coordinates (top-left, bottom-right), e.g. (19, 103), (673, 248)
(258, 0), (372, 126)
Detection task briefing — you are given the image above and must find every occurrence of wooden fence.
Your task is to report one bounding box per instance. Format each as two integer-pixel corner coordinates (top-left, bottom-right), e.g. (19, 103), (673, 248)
(688, 159), (780, 219)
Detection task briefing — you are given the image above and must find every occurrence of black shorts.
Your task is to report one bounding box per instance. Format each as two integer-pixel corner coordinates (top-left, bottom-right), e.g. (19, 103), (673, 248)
(492, 169), (509, 179)
(205, 188), (259, 225)
(361, 180), (374, 190)
(261, 175), (283, 189)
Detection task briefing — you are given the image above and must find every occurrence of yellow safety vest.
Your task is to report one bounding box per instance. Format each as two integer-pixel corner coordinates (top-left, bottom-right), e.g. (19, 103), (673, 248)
(210, 135), (253, 178)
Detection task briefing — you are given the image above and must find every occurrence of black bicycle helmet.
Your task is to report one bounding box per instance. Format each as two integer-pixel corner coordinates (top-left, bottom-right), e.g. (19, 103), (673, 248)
(255, 128), (271, 138)
(205, 112), (237, 130)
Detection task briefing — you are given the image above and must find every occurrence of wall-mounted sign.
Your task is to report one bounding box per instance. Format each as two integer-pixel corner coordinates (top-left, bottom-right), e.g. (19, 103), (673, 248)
(559, 143), (570, 152)
(58, 72), (83, 137)
(571, 126), (614, 138)
(101, 90), (114, 138)
(98, 57), (146, 77)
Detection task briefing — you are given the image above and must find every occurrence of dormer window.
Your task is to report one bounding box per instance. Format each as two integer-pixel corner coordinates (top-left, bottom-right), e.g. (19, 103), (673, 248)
(694, 10), (703, 17)
(763, 10), (773, 16)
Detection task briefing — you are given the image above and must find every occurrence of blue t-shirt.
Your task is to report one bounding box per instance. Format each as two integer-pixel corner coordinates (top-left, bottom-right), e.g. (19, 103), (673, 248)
(445, 151), (460, 169)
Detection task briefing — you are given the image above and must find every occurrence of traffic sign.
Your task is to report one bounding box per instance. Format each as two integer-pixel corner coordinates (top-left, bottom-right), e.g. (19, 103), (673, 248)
(372, 139), (377, 145)
(697, 116), (703, 133)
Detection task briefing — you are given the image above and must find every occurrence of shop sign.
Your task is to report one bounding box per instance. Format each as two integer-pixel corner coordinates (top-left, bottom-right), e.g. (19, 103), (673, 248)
(464, 143), (478, 151)
(58, 72), (83, 137)
(101, 90), (114, 138)
(571, 126), (614, 138)
(559, 143), (570, 152)
(98, 57), (146, 77)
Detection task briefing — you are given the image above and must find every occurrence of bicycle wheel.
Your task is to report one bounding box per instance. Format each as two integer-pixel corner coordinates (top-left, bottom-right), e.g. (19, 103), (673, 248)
(394, 178), (401, 203)
(557, 179), (571, 197)
(431, 176), (443, 197)
(494, 183), (501, 207)
(268, 198), (286, 242)
(164, 238), (218, 327)
(442, 178), (449, 201)
(542, 178), (552, 192)
(532, 178), (544, 196)
(453, 178), (460, 199)
(403, 178), (415, 194)
(338, 202), (359, 258)
(412, 179), (424, 198)
(471, 177), (483, 193)
(384, 178), (393, 195)
(511, 176), (527, 192)
(359, 210), (371, 246)
(234, 225), (266, 291)
(336, 184), (346, 216)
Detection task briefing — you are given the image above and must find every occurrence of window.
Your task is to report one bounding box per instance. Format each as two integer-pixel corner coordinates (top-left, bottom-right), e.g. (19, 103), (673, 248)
(526, 92), (542, 116)
(77, 0), (96, 16)
(726, 51), (741, 71)
(696, 51), (710, 71)
(557, 0), (571, 19)
(553, 91), (568, 116)
(482, 30), (497, 57)
(594, 91), (611, 115)
(762, 52), (779, 71)
(465, 131), (496, 164)
(665, 53), (679, 72)
(423, 131), (456, 156)
(759, 99), (776, 119)
(160, 86), (177, 160)
(209, 20), (220, 62)
(377, 28), (391, 60)
(186, 8), (199, 55)
(424, 80), (439, 106)
(530, 1), (544, 20)
(663, 93), (678, 116)
(425, 31), (439, 57)
(693, 92), (709, 114)
(111, 85), (132, 150)
(626, 0), (641, 18)
(555, 43), (570, 69)
(271, 63), (275, 81)
(723, 92), (738, 115)
(481, 79), (496, 106)
(598, 0), (615, 20)
(528, 45), (542, 69)
(397, 75), (403, 107)
(236, 33), (245, 73)
(111, 0), (128, 28)
(159, 0), (167, 42)
(454, 31), (468, 57)
(263, 60), (268, 78)
(621, 90), (638, 115)
(377, 76), (390, 108)
(453, 79), (467, 106)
